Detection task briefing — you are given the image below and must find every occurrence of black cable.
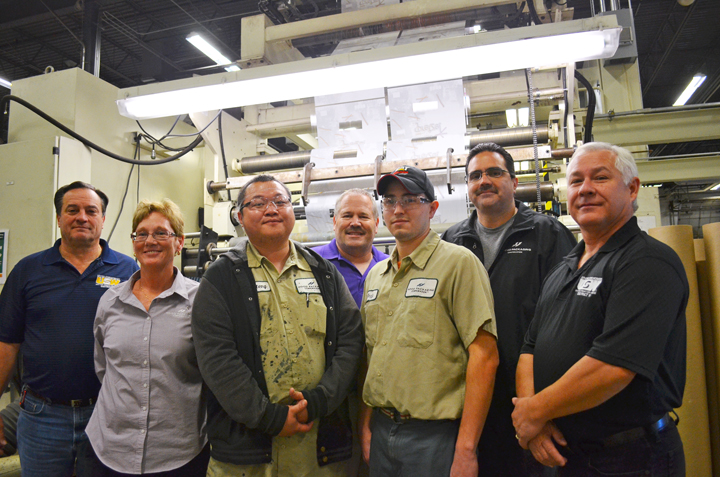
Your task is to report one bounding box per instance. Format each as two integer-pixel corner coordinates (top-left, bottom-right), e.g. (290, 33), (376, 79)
(136, 153), (141, 204)
(156, 115), (181, 142)
(1, 95), (203, 165)
(136, 111), (221, 150)
(562, 68), (569, 146)
(218, 111), (233, 202)
(164, 113), (222, 137)
(574, 70), (596, 144)
(107, 139), (140, 244)
(527, 0), (544, 25)
(136, 118), (186, 151)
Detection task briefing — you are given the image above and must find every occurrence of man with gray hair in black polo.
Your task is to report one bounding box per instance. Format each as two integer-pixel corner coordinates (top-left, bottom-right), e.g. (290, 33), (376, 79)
(513, 142), (687, 476)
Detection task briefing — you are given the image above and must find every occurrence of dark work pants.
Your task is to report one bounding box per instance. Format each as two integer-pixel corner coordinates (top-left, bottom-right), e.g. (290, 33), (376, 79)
(558, 423), (684, 477)
(369, 409), (460, 477)
(477, 404), (552, 477)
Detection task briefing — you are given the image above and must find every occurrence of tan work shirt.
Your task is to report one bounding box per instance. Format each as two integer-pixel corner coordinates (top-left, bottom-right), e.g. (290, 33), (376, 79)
(221, 242), (343, 477)
(362, 231), (496, 420)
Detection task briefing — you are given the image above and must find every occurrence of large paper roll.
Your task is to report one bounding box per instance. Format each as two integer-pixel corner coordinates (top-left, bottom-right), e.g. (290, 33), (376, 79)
(703, 223), (720, 472)
(695, 238), (720, 476)
(649, 225), (711, 477)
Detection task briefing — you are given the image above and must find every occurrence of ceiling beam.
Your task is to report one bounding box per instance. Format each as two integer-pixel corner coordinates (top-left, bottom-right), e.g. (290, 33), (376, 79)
(641, 2), (697, 96)
(593, 104), (720, 147)
(636, 154), (720, 184)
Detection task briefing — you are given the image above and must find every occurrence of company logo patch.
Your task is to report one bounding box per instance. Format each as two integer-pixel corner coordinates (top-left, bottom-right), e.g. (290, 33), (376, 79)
(96, 275), (121, 288)
(171, 306), (192, 317)
(506, 241), (532, 254)
(295, 278), (321, 294)
(256, 282), (271, 292)
(393, 166), (410, 175)
(576, 277), (602, 297)
(405, 278), (438, 298)
(366, 289), (379, 302)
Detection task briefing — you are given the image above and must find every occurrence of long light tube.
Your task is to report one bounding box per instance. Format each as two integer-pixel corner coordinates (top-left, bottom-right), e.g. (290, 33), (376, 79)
(0, 77), (11, 89)
(673, 74), (706, 106)
(121, 26), (621, 120)
(186, 32), (239, 72)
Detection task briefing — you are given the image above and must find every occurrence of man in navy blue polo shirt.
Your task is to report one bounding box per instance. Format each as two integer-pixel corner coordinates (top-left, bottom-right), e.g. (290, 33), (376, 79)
(512, 143), (687, 476)
(313, 188), (388, 308)
(0, 181), (137, 476)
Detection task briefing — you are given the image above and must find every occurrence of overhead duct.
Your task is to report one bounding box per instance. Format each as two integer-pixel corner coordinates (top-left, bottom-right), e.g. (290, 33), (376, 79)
(290, 5), (516, 50)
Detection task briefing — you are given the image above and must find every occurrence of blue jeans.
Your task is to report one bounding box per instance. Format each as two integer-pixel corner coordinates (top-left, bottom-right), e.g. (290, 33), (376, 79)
(558, 423), (685, 477)
(369, 409), (460, 477)
(17, 393), (94, 477)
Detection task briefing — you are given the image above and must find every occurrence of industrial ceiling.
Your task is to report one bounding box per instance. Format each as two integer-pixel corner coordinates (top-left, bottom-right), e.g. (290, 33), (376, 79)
(0, 0), (718, 158)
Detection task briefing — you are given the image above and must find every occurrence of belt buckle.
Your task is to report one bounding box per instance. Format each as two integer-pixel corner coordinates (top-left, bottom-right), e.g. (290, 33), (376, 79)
(70, 399), (83, 408)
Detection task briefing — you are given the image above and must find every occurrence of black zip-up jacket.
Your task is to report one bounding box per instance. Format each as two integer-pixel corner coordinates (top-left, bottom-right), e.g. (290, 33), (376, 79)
(441, 201), (576, 413)
(191, 239), (364, 466)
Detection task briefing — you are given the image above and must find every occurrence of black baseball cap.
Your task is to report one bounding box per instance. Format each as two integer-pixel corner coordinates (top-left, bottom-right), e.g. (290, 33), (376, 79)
(377, 166), (436, 202)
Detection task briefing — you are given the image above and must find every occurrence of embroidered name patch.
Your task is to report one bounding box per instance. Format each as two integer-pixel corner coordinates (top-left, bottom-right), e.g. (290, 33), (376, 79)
(256, 282), (271, 292)
(366, 289), (379, 302)
(171, 306), (192, 317)
(405, 278), (438, 298)
(576, 277), (602, 297)
(295, 278), (321, 294)
(95, 275), (121, 288)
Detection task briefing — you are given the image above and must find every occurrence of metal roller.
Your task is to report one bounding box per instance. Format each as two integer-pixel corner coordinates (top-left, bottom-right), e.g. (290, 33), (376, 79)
(515, 182), (554, 202)
(237, 151), (311, 174)
(237, 149), (360, 174)
(236, 125), (549, 175)
(468, 125), (549, 148)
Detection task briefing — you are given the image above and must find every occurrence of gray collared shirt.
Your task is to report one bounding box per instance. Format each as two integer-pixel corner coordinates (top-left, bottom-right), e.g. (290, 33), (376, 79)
(85, 269), (207, 474)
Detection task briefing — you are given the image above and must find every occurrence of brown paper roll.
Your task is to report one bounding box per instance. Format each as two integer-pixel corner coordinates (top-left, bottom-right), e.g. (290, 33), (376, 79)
(649, 225), (712, 477)
(696, 238), (720, 476)
(703, 223), (720, 473)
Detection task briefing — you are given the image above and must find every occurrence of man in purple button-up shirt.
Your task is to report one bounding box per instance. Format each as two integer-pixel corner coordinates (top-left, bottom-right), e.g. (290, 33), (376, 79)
(313, 189), (388, 308)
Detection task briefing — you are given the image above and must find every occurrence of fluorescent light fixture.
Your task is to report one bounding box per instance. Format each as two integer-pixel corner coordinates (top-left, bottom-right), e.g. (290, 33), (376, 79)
(711, 183), (720, 191)
(505, 109), (518, 128)
(120, 20), (621, 120)
(186, 32), (239, 72)
(673, 74), (706, 106)
(0, 77), (11, 89)
(518, 107), (530, 127)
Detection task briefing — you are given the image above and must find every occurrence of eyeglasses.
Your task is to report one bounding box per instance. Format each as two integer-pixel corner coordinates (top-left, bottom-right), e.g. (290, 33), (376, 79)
(467, 167), (511, 182)
(381, 196), (431, 211)
(131, 231), (177, 242)
(241, 195), (292, 212)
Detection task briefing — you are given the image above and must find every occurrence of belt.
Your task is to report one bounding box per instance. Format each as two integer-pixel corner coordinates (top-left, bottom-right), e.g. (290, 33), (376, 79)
(23, 387), (96, 408)
(378, 407), (413, 423)
(574, 414), (675, 452)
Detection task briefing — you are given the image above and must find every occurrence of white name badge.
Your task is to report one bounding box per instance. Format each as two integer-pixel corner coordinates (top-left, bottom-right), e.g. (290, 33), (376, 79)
(295, 278), (321, 294)
(256, 282), (271, 292)
(405, 278), (438, 298)
(366, 289), (379, 302)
